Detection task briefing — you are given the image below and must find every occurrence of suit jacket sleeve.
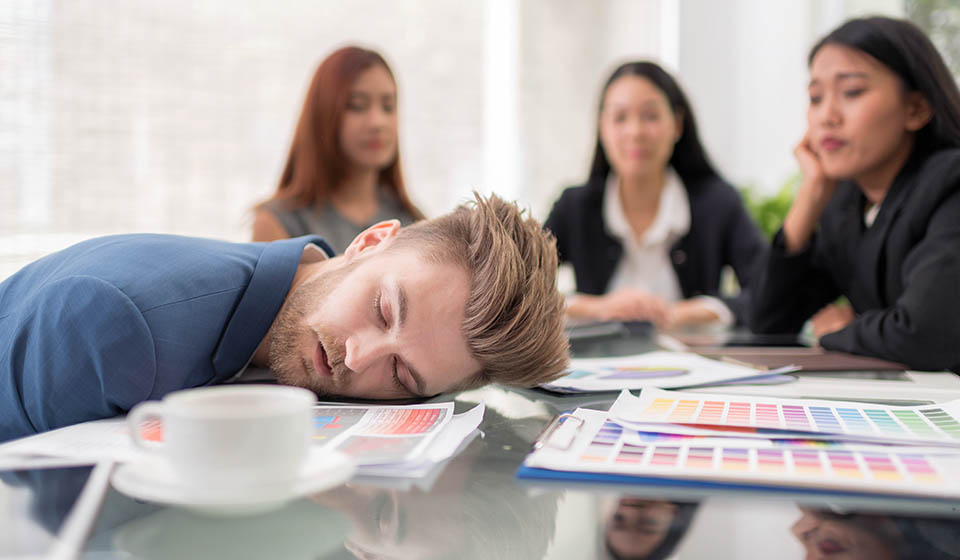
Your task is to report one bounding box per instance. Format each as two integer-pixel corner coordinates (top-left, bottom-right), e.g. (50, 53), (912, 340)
(820, 187), (960, 370)
(717, 186), (769, 324)
(749, 229), (842, 335)
(12, 277), (156, 437)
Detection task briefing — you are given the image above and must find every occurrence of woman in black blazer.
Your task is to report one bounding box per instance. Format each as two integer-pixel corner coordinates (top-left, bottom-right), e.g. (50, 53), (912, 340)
(750, 17), (960, 372)
(545, 61), (766, 327)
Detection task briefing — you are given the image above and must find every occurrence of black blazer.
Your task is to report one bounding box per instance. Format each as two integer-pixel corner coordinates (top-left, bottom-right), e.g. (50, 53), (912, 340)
(544, 174), (767, 324)
(750, 148), (960, 372)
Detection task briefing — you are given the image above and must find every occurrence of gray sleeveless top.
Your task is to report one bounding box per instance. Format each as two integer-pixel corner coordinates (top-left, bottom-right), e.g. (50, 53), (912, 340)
(263, 187), (417, 253)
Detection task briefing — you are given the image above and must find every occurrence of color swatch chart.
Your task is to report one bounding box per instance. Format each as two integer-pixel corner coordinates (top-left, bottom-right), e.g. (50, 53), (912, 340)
(313, 407), (368, 442)
(313, 403), (453, 465)
(360, 408), (447, 435)
(613, 388), (960, 447)
(523, 408), (960, 498)
(544, 351), (790, 393)
(314, 404), (450, 437)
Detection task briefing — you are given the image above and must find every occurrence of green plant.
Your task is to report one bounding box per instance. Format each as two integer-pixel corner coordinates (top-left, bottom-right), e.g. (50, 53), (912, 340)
(739, 173), (799, 240)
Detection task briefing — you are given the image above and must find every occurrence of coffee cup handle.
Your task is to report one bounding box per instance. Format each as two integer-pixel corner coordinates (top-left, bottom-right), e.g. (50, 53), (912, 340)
(128, 401), (164, 452)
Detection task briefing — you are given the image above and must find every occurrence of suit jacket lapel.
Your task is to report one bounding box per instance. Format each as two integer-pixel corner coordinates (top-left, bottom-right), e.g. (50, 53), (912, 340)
(587, 179), (623, 294)
(855, 157), (918, 308)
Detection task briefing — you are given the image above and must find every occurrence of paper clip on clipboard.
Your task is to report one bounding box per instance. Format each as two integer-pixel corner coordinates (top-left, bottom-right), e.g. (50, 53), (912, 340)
(534, 413), (585, 451)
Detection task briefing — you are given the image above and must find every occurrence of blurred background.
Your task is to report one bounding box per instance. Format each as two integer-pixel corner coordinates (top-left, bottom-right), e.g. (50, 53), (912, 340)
(1, 0), (957, 279)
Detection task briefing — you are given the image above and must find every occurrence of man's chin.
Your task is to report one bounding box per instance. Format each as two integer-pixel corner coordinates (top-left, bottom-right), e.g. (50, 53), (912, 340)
(271, 361), (318, 393)
(274, 369), (344, 399)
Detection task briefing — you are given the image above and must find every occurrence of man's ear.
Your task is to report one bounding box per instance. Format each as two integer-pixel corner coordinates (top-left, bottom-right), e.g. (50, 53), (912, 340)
(343, 220), (401, 260)
(905, 92), (933, 132)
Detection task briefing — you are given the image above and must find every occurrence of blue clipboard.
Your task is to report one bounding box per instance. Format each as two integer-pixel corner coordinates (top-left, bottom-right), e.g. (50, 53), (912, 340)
(514, 464), (943, 500)
(514, 412), (948, 501)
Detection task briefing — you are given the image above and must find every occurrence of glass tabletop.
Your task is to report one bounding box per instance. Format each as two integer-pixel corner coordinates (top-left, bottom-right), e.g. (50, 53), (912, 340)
(6, 326), (959, 559)
(0, 465), (93, 559)
(5, 386), (959, 559)
(75, 387), (960, 559)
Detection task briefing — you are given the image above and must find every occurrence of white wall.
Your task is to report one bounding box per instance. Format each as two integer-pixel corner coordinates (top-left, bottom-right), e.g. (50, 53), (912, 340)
(514, 0), (666, 218)
(0, 0), (908, 279)
(676, 0), (904, 195)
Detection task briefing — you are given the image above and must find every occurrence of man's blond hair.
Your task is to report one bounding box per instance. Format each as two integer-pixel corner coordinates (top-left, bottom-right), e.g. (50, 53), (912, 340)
(392, 193), (569, 389)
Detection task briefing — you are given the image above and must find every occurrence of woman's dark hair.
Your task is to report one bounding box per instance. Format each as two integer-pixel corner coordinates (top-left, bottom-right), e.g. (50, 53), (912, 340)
(588, 61), (719, 187)
(604, 501), (699, 560)
(810, 16), (960, 152)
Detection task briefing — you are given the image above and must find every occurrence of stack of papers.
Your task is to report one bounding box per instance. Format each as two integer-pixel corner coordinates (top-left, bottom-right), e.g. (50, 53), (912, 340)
(310, 402), (484, 478)
(540, 351), (797, 393)
(519, 389), (960, 499)
(0, 402), (484, 480)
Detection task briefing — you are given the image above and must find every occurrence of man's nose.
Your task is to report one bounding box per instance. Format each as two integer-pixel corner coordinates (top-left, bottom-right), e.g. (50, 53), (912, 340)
(343, 331), (392, 373)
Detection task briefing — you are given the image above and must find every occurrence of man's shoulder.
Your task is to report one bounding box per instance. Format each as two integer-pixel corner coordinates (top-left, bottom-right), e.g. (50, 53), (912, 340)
(79, 233), (260, 258)
(5, 274), (142, 322)
(0, 234), (270, 316)
(27, 234), (264, 273)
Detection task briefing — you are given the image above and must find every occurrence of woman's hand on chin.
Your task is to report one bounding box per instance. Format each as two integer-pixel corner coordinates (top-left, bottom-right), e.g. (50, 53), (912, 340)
(783, 131), (838, 253)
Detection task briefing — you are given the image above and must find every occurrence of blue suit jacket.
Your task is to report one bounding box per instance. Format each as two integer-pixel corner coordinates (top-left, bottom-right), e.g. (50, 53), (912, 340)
(0, 234), (332, 442)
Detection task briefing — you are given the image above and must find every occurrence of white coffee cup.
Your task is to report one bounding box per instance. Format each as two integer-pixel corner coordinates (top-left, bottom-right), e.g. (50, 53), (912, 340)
(127, 385), (316, 491)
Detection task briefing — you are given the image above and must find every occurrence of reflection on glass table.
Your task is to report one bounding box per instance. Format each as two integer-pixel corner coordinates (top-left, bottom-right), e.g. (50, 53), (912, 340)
(314, 436), (560, 560)
(90, 498), (349, 560)
(588, 494), (960, 560)
(6, 385), (956, 559)
(0, 465), (92, 558)
(598, 497), (699, 560)
(81, 405), (563, 560)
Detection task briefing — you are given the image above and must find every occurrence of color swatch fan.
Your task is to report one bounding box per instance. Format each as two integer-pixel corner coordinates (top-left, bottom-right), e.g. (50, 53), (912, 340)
(610, 388), (960, 448)
(541, 352), (796, 393)
(518, 408), (960, 499)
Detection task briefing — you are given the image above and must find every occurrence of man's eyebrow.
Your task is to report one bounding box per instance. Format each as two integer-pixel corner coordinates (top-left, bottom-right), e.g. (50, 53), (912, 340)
(398, 284), (408, 327)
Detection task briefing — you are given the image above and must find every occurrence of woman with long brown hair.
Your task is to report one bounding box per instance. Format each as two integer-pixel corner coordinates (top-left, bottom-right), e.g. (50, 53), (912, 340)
(252, 46), (423, 251)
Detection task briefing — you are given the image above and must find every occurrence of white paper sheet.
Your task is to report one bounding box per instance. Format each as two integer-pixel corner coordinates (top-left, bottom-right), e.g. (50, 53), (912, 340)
(359, 403), (485, 478)
(0, 403), (486, 479)
(0, 418), (135, 465)
(312, 402), (456, 466)
(541, 351), (798, 393)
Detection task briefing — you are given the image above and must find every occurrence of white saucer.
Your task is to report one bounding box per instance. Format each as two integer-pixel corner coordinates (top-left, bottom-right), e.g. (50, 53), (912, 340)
(111, 447), (355, 515)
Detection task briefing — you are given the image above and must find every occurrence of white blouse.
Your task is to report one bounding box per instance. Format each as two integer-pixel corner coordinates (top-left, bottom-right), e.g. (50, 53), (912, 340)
(601, 171), (733, 326)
